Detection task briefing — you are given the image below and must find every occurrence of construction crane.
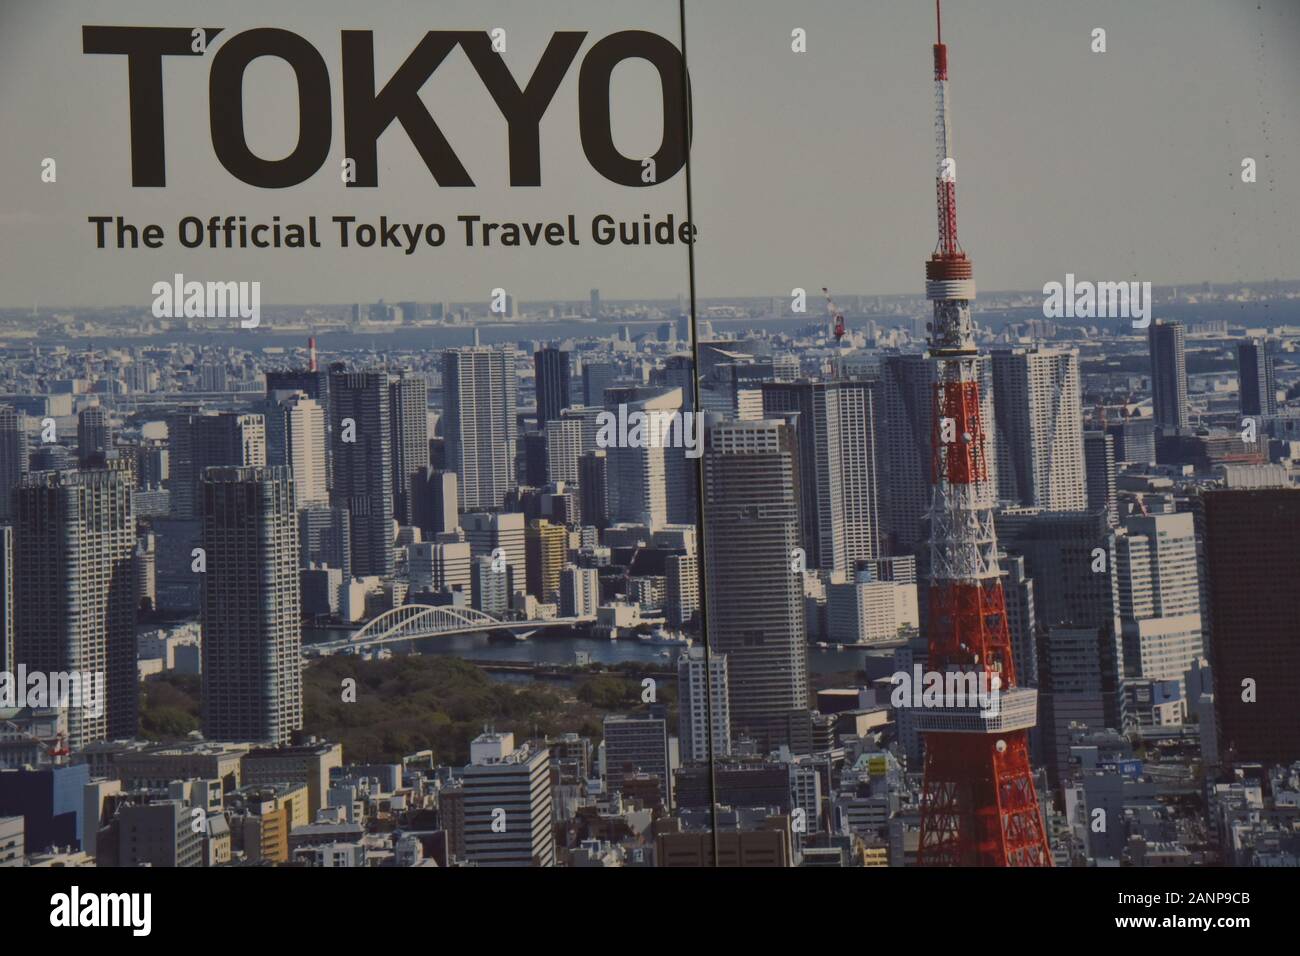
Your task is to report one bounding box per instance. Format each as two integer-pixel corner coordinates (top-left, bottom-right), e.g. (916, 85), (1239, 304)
(822, 287), (847, 343)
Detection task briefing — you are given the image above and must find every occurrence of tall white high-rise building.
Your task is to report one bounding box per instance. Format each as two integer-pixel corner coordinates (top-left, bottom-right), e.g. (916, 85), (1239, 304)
(677, 646), (730, 763)
(604, 386), (693, 530)
(665, 550), (699, 626)
(1116, 511), (1203, 692)
(762, 379), (884, 575)
(991, 347), (1087, 511)
(444, 348), (518, 511)
(544, 417), (585, 485)
(278, 392), (328, 507)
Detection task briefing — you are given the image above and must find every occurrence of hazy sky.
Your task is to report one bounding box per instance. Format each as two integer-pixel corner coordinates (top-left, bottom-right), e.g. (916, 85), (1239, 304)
(1, 0), (1297, 308)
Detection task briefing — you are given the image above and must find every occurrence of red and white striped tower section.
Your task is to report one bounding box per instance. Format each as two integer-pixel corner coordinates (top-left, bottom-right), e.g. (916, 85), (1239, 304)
(916, 0), (1052, 866)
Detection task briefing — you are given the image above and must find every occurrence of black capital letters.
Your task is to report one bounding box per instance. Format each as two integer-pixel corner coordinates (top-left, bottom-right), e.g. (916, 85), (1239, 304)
(208, 28), (332, 188)
(342, 31), (468, 187)
(82, 26), (222, 186)
(577, 31), (691, 187)
(458, 31), (586, 186)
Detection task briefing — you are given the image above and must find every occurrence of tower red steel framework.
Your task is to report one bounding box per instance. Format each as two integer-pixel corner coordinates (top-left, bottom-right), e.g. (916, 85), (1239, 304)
(916, 0), (1052, 866)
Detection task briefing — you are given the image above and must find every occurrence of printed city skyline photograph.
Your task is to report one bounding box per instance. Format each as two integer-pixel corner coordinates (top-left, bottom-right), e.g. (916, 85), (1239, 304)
(0, 0), (1296, 933)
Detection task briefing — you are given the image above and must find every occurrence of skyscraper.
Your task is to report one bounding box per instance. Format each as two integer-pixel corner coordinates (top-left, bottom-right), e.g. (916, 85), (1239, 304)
(267, 363), (330, 485)
(996, 508), (1120, 633)
(1115, 511), (1203, 692)
(605, 386), (695, 529)
(0, 528), (11, 674)
(167, 410), (267, 519)
(409, 467), (458, 539)
(665, 549), (699, 626)
(533, 347), (572, 425)
(1236, 338), (1277, 419)
(1148, 320), (1189, 431)
(578, 450), (609, 530)
(444, 348), (518, 512)
(199, 466), (302, 746)
(389, 371), (430, 525)
(762, 378), (884, 575)
(703, 418), (810, 754)
(77, 404), (112, 466)
(544, 417), (585, 485)
(1197, 488), (1300, 763)
(991, 347), (1087, 511)
(521, 430), (547, 488)
(1038, 623), (1126, 775)
(996, 507), (1125, 777)
(1000, 553), (1038, 689)
(1082, 430), (1118, 527)
(266, 392), (328, 508)
(13, 466), (137, 747)
(677, 647), (730, 763)
(0, 406), (25, 523)
(329, 369), (394, 577)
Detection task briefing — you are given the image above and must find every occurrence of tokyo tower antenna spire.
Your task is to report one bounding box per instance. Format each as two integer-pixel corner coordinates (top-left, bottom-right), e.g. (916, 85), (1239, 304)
(916, 0), (1053, 867)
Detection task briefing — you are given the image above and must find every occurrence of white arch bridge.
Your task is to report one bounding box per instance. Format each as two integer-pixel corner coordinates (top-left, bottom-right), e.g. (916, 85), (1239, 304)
(307, 604), (595, 656)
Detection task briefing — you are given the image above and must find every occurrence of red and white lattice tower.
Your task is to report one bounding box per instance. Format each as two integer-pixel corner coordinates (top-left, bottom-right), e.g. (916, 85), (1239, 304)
(916, 0), (1052, 866)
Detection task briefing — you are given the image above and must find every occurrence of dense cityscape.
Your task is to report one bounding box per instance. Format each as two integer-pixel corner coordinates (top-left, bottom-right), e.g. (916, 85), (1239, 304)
(1, 1), (1296, 897)
(0, 273), (1298, 868)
